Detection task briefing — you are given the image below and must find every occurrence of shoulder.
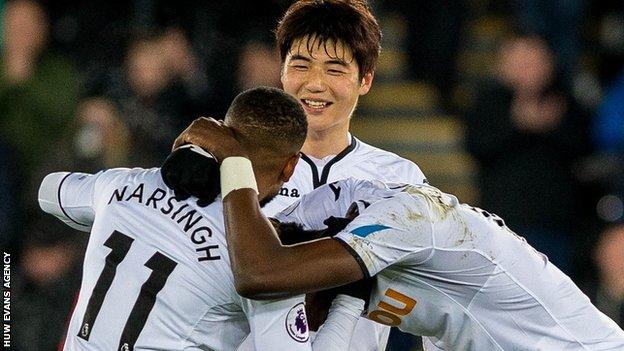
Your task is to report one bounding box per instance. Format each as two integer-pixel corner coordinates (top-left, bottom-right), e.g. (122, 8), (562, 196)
(96, 167), (162, 187)
(352, 138), (427, 184)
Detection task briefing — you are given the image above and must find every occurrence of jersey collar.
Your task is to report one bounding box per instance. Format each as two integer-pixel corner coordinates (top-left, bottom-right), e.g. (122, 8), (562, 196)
(300, 135), (358, 188)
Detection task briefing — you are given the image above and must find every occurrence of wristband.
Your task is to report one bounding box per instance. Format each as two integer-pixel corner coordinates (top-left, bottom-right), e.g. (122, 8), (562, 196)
(220, 157), (259, 199)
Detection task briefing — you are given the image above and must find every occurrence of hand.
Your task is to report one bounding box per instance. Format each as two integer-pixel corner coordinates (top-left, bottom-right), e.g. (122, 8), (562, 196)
(323, 216), (354, 237)
(161, 145), (221, 207)
(273, 216), (354, 245)
(272, 220), (327, 245)
(172, 117), (248, 161)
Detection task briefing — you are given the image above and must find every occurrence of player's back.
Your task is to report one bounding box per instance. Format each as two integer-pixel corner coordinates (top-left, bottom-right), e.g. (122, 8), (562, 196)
(276, 179), (624, 349)
(365, 185), (624, 350)
(50, 168), (246, 350)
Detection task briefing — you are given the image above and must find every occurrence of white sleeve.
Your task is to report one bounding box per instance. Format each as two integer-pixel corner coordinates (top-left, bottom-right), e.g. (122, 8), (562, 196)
(312, 295), (365, 350)
(238, 294), (364, 351)
(38, 172), (98, 232)
(334, 194), (434, 278)
(240, 295), (312, 350)
(273, 178), (361, 230)
(407, 162), (428, 185)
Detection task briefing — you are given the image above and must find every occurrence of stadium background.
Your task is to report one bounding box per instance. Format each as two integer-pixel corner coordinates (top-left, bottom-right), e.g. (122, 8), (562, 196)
(1, 0), (623, 349)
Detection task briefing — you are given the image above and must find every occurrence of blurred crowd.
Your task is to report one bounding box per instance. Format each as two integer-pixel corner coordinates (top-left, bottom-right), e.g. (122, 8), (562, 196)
(1, 0), (623, 349)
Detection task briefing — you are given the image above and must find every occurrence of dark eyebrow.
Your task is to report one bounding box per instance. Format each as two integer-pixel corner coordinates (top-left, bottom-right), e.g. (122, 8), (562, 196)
(325, 59), (349, 68)
(290, 54), (349, 67)
(290, 54), (311, 62)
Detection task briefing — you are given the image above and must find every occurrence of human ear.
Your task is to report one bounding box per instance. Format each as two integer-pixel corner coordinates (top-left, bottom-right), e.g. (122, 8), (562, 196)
(281, 153), (301, 182)
(359, 72), (374, 95)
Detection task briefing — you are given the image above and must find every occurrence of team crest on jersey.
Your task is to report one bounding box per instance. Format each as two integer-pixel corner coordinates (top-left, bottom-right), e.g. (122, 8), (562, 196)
(285, 302), (309, 342)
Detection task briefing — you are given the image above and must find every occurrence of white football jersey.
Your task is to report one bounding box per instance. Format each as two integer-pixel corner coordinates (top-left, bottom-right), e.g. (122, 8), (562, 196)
(262, 135), (427, 216)
(275, 178), (624, 351)
(38, 168), (359, 351)
(263, 136), (427, 351)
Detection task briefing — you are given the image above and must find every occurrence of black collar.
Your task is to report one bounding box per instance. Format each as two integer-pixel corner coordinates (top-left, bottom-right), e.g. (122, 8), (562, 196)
(300, 136), (358, 188)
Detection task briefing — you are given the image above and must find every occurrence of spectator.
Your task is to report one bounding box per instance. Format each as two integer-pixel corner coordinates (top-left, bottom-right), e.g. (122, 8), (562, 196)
(159, 27), (211, 112)
(236, 40), (281, 90)
(594, 224), (624, 327)
(0, 0), (81, 205)
(110, 33), (198, 167)
(28, 96), (131, 180)
(465, 35), (590, 274)
(513, 0), (586, 86)
(12, 217), (85, 351)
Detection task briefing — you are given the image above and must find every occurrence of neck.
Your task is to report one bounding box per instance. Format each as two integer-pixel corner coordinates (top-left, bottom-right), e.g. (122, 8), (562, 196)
(301, 125), (350, 159)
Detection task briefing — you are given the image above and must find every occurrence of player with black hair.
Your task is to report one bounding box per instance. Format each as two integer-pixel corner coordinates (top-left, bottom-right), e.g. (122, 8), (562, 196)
(171, 118), (624, 351)
(165, 2), (428, 348)
(38, 87), (364, 351)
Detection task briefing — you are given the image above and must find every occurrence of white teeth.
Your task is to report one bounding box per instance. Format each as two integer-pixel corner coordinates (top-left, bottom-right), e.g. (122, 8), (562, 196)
(304, 99), (328, 108)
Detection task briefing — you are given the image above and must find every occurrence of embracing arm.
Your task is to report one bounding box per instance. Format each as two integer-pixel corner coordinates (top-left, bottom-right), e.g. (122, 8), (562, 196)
(224, 189), (364, 300)
(170, 118), (365, 298)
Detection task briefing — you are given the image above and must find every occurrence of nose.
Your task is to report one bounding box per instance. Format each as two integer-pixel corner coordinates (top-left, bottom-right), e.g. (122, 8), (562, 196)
(303, 67), (327, 92)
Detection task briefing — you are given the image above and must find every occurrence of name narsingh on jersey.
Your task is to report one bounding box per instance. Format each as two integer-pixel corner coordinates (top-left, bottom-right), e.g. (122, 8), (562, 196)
(107, 182), (221, 262)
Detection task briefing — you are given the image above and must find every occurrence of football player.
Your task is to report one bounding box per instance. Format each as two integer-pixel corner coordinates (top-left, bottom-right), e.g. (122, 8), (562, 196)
(173, 118), (624, 351)
(168, 2), (428, 348)
(37, 87), (364, 351)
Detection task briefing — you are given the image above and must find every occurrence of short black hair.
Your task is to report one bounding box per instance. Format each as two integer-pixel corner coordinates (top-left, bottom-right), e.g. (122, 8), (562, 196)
(276, 0), (381, 79)
(225, 86), (307, 155)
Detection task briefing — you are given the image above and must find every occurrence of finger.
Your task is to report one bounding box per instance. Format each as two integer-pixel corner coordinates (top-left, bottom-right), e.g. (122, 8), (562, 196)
(173, 122), (196, 150)
(173, 134), (186, 150)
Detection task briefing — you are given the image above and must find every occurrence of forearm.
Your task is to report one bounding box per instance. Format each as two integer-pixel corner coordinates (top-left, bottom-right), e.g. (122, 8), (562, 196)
(223, 189), (284, 283)
(312, 295), (365, 350)
(223, 189), (363, 299)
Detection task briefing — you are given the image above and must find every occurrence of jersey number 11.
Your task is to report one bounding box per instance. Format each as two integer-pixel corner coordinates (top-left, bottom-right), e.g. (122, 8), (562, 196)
(77, 230), (177, 351)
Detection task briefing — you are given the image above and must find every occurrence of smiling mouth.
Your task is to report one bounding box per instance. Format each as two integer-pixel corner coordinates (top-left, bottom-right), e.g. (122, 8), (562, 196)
(301, 99), (333, 110)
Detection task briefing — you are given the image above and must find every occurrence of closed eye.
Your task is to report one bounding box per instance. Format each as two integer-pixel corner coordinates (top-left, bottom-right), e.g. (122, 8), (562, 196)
(328, 69), (346, 76)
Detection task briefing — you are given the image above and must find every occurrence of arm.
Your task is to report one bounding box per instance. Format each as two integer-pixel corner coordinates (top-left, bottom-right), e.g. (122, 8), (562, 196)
(225, 186), (431, 300)
(169, 119), (380, 298)
(38, 172), (97, 232)
(311, 295), (365, 350)
(223, 189), (364, 300)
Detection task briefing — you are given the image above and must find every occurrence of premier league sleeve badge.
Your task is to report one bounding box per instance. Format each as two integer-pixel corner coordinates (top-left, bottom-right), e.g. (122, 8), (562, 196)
(285, 302), (309, 343)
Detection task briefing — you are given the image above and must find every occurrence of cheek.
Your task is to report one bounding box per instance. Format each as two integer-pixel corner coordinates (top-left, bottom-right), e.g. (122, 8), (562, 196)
(281, 72), (301, 94)
(331, 75), (361, 97)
